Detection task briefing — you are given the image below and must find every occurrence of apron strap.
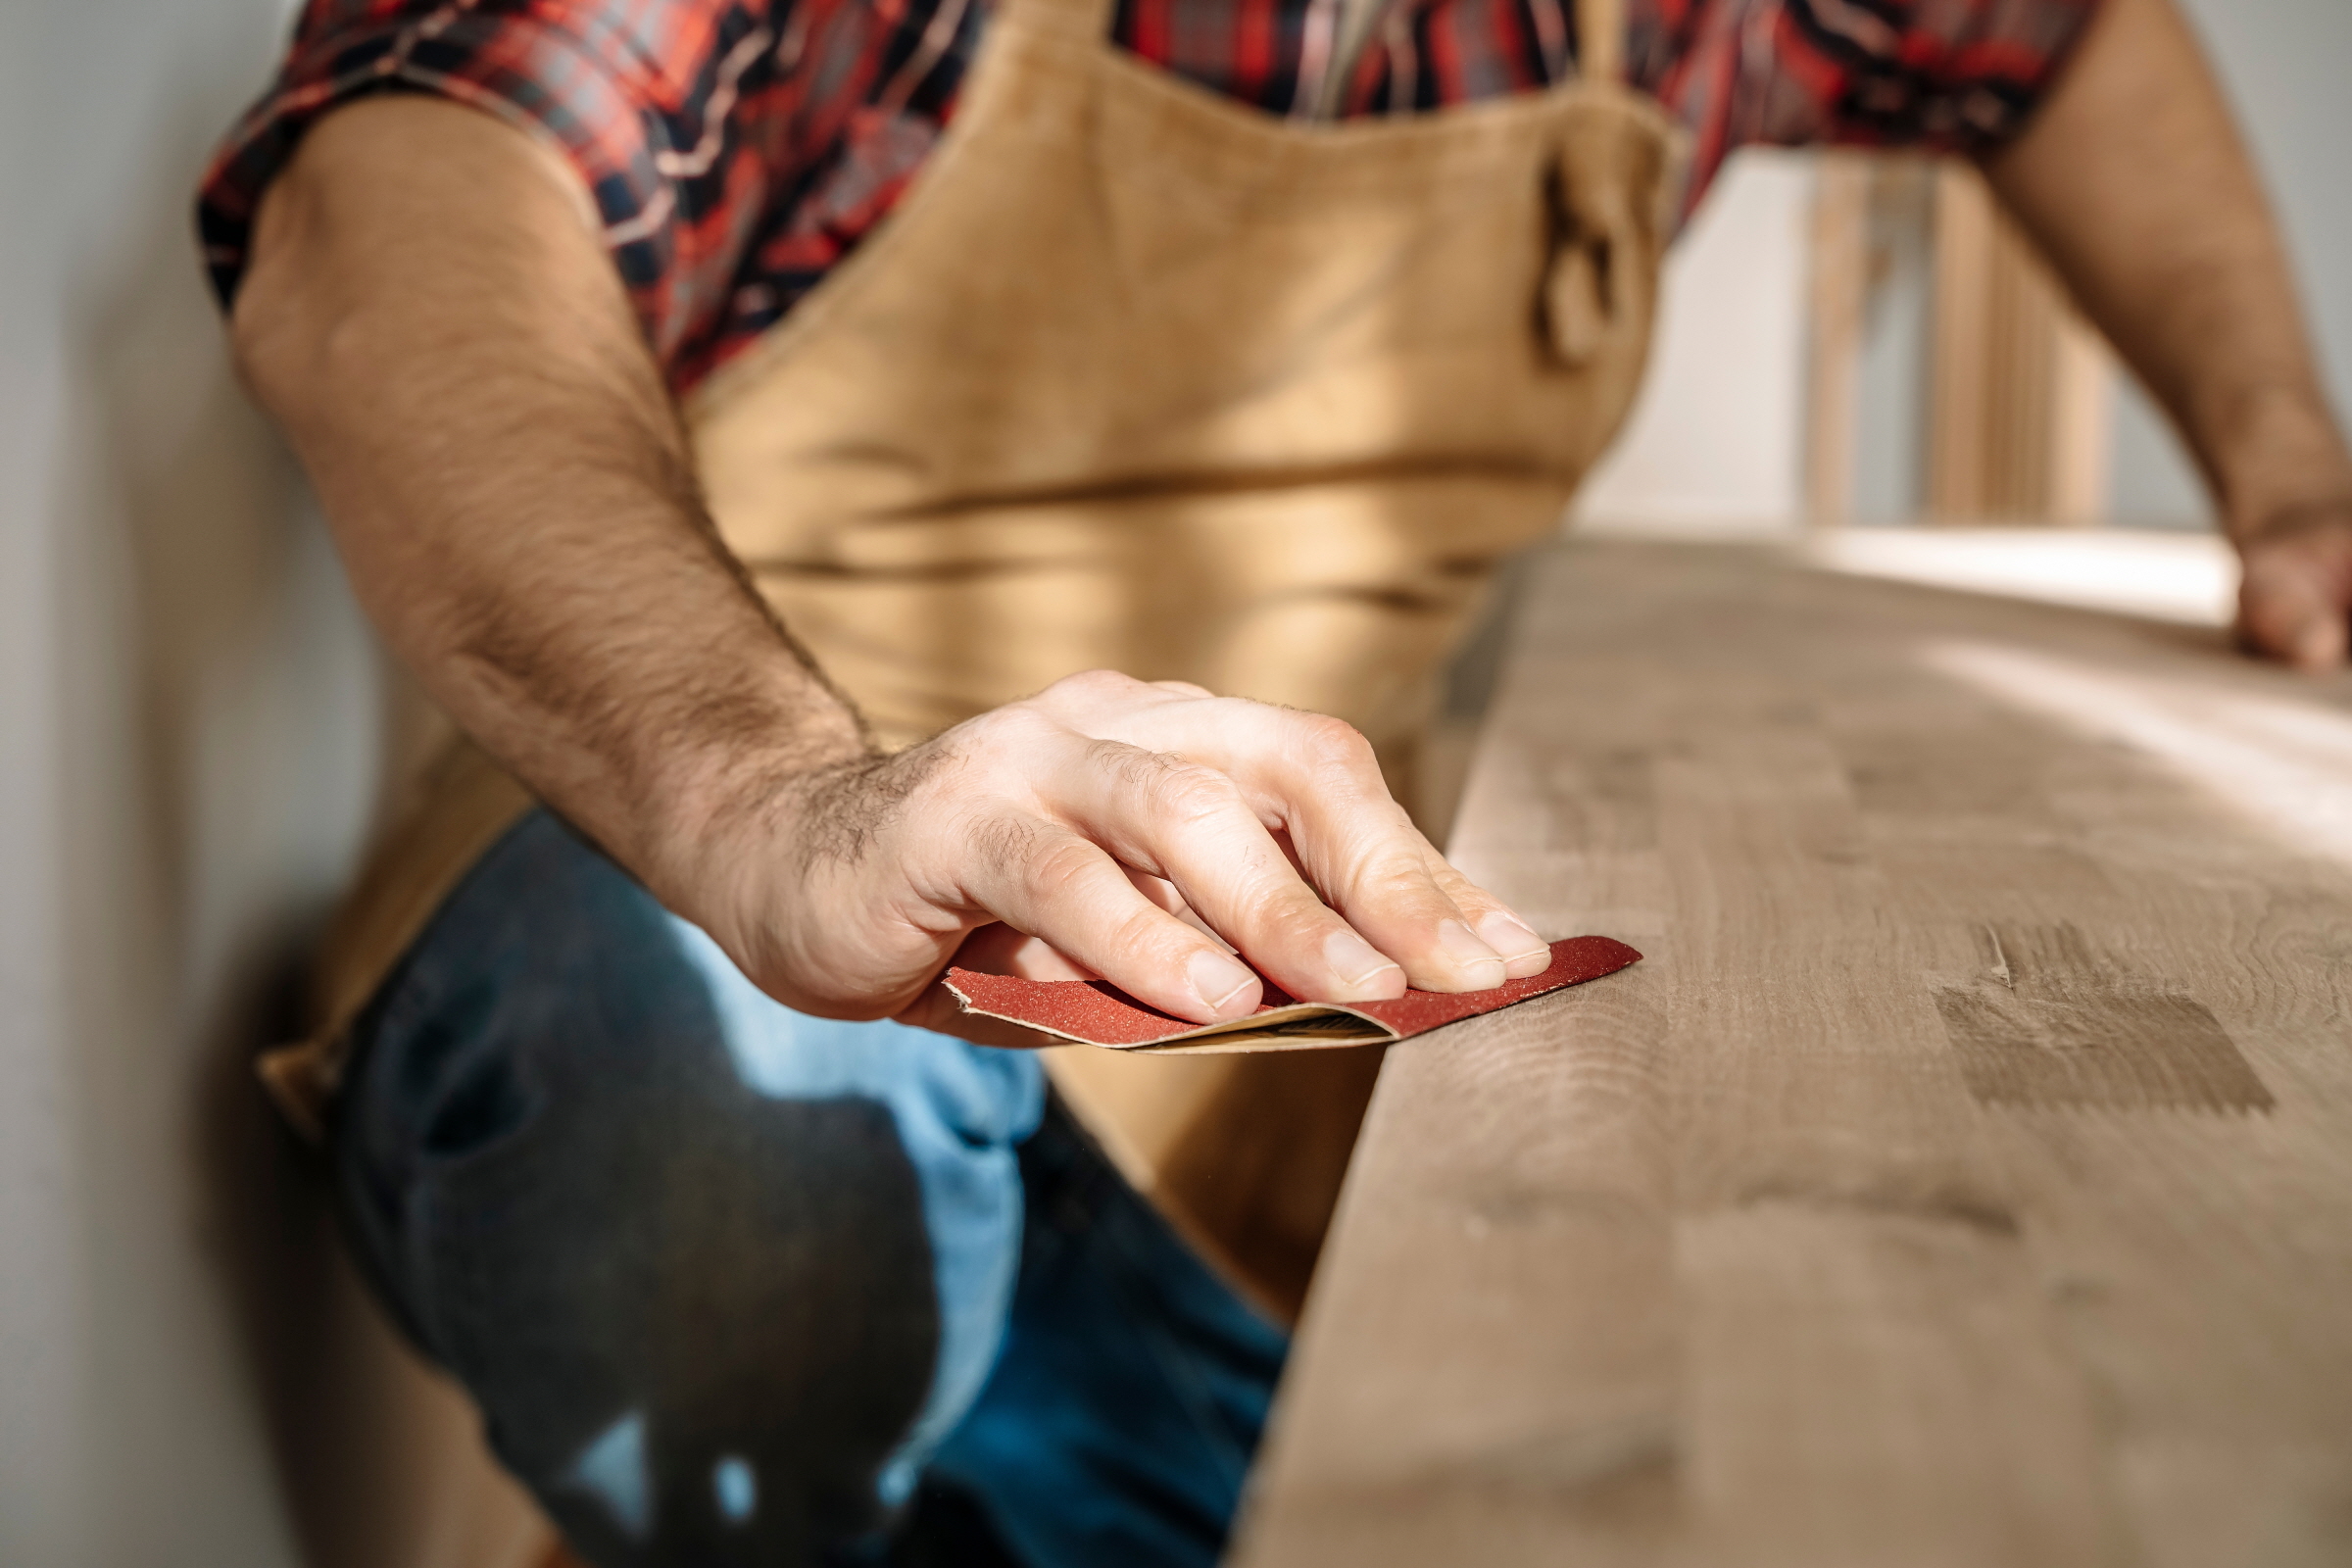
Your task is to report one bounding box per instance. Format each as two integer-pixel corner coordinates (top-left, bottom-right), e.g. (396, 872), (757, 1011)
(1017, 0), (1621, 88)
(1309, 0), (1389, 118)
(1575, 0), (1622, 82)
(1301, 0), (1623, 115)
(1004, 0), (1119, 44)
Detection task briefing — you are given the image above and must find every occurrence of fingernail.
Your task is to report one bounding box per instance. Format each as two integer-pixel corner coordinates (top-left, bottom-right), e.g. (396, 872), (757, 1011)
(1323, 927), (1403, 996)
(1436, 919), (1507, 986)
(1188, 948), (1259, 1017)
(1476, 911), (1550, 974)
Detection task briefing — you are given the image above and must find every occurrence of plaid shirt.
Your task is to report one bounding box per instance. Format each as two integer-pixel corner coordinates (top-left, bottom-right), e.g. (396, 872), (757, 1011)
(200, 0), (2100, 392)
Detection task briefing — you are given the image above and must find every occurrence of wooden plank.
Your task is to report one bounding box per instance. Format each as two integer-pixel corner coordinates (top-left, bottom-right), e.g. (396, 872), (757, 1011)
(1804, 152), (1870, 529)
(1930, 163), (1999, 520)
(1233, 538), (2352, 1567)
(2049, 312), (2115, 525)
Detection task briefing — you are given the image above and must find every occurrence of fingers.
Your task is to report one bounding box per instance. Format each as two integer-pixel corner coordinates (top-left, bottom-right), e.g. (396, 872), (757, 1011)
(2241, 554), (2350, 670)
(962, 670), (1545, 1004)
(1058, 740), (1409, 1003)
(2239, 545), (2345, 667)
(2236, 509), (2352, 671)
(1284, 785), (1544, 993)
(1226, 709), (1544, 988)
(1063, 684), (1542, 992)
(1414, 846), (1553, 977)
(960, 814), (1264, 1023)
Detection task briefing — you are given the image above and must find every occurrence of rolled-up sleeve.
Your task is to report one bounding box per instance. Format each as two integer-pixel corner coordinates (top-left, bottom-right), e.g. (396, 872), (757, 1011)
(1641, 0), (2107, 211)
(198, 0), (767, 374)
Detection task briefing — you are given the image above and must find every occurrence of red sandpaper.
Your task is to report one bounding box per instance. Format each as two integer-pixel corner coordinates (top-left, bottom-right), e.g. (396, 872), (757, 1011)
(943, 936), (1642, 1052)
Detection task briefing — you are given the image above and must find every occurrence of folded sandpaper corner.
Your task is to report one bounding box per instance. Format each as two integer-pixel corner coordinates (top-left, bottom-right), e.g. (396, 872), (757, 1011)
(942, 936), (1642, 1053)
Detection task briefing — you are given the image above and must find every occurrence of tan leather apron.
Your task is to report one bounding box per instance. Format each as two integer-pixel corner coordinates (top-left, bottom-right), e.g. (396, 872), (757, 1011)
(267, 0), (1682, 1320)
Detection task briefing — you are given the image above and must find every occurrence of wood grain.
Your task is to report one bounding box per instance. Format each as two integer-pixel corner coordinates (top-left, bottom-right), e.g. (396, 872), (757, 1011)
(1232, 538), (2352, 1568)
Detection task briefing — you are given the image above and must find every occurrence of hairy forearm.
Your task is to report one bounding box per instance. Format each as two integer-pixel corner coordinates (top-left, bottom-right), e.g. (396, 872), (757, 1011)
(1983, 0), (2352, 539)
(233, 96), (866, 908)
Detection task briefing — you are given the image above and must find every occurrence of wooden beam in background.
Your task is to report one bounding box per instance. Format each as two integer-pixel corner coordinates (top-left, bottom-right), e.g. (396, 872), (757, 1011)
(1804, 153), (1871, 529)
(1929, 163), (2114, 525)
(2049, 309), (2116, 525)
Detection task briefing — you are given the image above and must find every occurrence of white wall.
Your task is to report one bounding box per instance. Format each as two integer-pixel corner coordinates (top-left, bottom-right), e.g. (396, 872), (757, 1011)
(0, 1), (395, 1563)
(1577, 0), (2352, 535)
(1575, 151), (1814, 533)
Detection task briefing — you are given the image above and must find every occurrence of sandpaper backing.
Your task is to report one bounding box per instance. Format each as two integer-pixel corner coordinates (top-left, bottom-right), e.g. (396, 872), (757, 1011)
(943, 935), (1642, 1052)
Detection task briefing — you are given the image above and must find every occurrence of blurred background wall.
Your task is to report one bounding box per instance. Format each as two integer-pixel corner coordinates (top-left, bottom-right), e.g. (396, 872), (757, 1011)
(1583, 0), (2352, 534)
(2, 1), (400, 1564)
(0, 0), (2346, 1564)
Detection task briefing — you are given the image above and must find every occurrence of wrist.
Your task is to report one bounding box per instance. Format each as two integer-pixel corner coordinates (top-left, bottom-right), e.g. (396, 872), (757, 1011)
(628, 670), (876, 930)
(2198, 382), (2352, 545)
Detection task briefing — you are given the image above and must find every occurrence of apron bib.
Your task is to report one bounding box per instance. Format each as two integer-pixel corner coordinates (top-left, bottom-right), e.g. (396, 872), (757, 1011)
(270, 0), (1683, 1315)
(691, 0), (1675, 763)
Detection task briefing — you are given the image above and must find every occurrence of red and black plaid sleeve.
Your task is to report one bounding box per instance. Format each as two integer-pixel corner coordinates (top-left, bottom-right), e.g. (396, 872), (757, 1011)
(197, 0), (976, 387)
(200, 0), (2101, 390)
(1626, 0), (2104, 207)
(1298, 0), (2103, 211)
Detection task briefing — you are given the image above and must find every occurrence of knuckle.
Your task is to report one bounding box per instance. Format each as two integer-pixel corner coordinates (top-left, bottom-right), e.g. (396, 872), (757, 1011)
(1438, 874), (1495, 910)
(956, 709), (1079, 796)
(1042, 667), (1144, 708)
(1292, 712), (1379, 774)
(1087, 740), (1245, 827)
(1259, 892), (1343, 947)
(1102, 904), (1176, 963)
(1020, 834), (1105, 901)
(1145, 757), (1247, 827)
(971, 702), (1059, 754)
(1350, 857), (1448, 911)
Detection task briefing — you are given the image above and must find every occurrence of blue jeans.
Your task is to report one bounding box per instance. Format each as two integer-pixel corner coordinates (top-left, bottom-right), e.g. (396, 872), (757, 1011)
(330, 810), (1288, 1568)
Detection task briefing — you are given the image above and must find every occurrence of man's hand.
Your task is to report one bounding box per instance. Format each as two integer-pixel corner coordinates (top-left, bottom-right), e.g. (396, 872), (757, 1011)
(699, 670), (1548, 1027)
(1983, 0), (2352, 673)
(2236, 504), (2352, 670)
(234, 98), (1542, 1028)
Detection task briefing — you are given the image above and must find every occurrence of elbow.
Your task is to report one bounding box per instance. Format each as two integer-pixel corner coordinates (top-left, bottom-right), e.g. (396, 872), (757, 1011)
(224, 199), (313, 422)
(226, 182), (321, 419)
(226, 163), (372, 427)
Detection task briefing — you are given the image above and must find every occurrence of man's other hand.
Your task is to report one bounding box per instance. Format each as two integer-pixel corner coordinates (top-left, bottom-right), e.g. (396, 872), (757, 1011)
(2237, 503), (2352, 671)
(1979, 0), (2352, 677)
(694, 671), (1551, 1030)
